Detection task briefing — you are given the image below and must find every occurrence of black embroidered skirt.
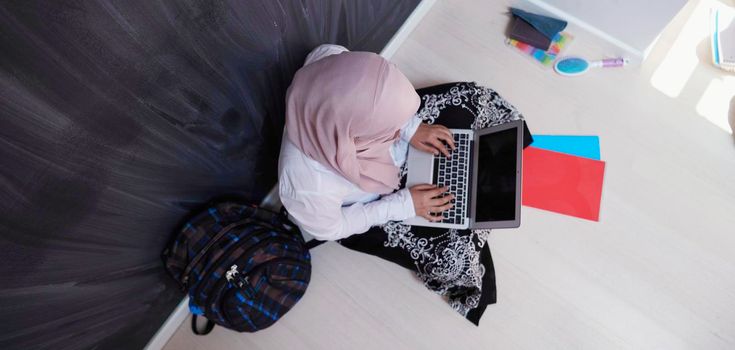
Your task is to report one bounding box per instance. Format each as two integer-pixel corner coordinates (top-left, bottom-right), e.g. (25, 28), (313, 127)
(339, 82), (532, 325)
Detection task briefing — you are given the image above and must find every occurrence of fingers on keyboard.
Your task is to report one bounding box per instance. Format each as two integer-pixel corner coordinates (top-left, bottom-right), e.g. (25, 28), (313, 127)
(432, 132), (470, 225)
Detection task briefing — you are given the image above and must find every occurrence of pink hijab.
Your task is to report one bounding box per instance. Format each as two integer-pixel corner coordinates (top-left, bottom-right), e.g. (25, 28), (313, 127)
(285, 51), (420, 194)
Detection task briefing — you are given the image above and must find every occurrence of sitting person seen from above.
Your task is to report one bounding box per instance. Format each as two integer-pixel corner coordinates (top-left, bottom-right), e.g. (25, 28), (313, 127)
(278, 44), (456, 241)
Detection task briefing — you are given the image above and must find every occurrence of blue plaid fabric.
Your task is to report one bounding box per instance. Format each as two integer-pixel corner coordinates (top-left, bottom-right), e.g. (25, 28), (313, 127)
(164, 202), (311, 332)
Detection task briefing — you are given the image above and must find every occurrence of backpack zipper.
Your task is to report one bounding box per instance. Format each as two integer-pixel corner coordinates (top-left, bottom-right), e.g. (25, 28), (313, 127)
(192, 234), (297, 303)
(181, 219), (254, 288)
(225, 264), (258, 299)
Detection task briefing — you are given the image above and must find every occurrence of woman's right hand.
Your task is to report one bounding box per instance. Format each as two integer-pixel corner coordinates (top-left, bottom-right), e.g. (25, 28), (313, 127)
(409, 184), (454, 222)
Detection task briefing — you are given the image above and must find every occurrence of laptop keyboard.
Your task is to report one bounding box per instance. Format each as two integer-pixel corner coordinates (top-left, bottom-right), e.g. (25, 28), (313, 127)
(433, 133), (471, 224)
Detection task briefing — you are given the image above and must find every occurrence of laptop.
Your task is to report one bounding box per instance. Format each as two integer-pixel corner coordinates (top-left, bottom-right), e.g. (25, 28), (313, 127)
(403, 120), (524, 229)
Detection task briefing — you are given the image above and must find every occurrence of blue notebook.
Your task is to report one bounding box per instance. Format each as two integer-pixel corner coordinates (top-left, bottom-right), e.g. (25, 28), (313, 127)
(712, 8), (735, 72)
(530, 135), (600, 160)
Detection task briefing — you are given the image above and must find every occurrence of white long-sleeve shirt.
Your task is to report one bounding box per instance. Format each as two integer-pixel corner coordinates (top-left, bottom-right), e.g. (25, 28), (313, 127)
(278, 44), (421, 241)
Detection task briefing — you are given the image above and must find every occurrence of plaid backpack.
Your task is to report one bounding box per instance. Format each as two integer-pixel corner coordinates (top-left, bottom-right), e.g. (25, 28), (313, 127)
(162, 201), (313, 334)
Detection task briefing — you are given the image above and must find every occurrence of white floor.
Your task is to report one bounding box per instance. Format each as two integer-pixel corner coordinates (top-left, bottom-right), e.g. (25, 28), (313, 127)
(164, 0), (735, 349)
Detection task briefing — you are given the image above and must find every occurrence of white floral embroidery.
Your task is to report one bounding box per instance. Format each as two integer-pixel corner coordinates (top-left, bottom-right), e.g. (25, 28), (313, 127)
(382, 221), (434, 262)
(416, 82), (523, 130)
(398, 161), (409, 181)
(421, 229), (487, 316)
(381, 221), (489, 316)
(380, 82), (523, 318)
(474, 229), (492, 248)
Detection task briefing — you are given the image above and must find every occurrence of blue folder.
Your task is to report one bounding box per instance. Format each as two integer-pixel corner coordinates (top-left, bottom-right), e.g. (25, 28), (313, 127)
(530, 135), (600, 160)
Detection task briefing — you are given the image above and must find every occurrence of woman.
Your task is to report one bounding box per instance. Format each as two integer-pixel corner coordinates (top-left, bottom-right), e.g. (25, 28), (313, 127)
(280, 44), (530, 324)
(279, 44), (456, 241)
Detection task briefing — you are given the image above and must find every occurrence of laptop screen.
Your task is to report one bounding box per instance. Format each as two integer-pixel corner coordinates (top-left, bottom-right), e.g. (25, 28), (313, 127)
(475, 126), (518, 222)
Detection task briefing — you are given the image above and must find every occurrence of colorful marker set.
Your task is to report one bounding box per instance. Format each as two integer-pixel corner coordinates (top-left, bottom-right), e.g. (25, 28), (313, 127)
(506, 32), (573, 66)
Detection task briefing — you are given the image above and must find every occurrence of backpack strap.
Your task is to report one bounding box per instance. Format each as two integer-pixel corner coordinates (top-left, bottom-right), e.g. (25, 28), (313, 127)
(304, 239), (326, 250)
(191, 315), (215, 335)
(280, 207), (324, 250)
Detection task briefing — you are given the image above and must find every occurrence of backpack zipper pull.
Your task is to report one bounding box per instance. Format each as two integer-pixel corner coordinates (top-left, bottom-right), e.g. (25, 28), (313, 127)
(225, 264), (257, 299)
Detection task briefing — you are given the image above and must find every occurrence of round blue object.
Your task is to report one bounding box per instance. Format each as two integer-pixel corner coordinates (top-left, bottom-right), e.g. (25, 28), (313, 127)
(554, 56), (590, 76)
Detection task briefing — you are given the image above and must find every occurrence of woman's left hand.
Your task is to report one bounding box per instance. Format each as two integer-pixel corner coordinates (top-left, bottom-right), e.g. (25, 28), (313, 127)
(410, 123), (456, 158)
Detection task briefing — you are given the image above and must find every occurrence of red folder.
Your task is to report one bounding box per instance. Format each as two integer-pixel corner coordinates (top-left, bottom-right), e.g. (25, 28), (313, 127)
(522, 146), (606, 221)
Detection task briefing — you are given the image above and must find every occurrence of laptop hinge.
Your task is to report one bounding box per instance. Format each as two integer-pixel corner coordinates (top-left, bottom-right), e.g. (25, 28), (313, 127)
(466, 139), (475, 227)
